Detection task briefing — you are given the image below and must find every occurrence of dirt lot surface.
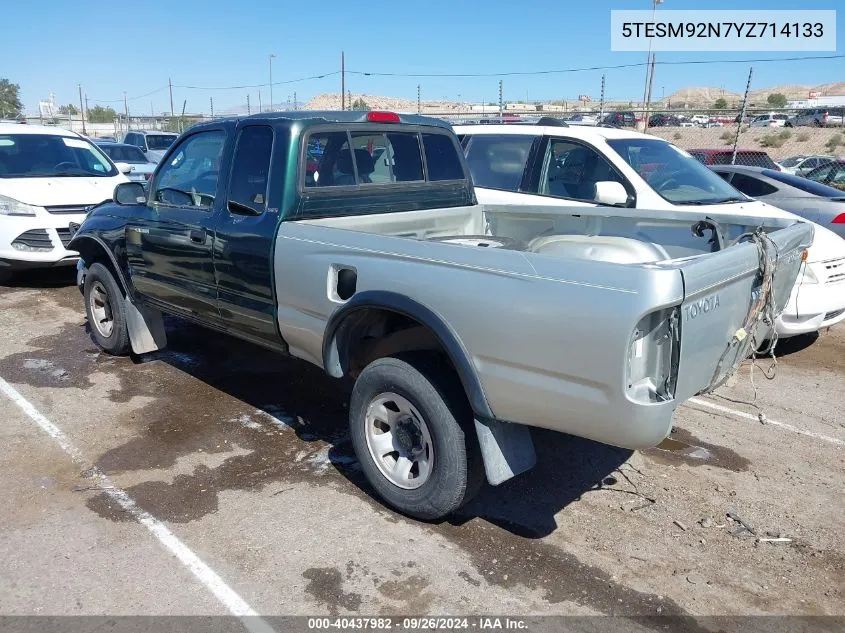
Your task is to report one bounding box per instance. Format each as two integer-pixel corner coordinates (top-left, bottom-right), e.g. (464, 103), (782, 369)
(648, 126), (845, 162)
(0, 269), (843, 625)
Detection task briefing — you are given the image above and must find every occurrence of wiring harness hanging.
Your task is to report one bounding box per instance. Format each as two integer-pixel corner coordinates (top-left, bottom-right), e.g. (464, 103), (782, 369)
(702, 226), (781, 395)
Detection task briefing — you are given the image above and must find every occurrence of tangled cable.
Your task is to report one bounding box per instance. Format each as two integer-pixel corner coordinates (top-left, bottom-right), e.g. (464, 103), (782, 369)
(702, 227), (780, 396)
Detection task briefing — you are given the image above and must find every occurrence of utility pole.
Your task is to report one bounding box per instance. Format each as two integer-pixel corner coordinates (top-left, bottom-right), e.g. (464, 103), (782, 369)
(348, 89), (352, 109)
(641, 0), (664, 131)
(247, 94), (251, 115)
(77, 84), (86, 135)
(732, 67), (754, 166)
(258, 89), (263, 113)
(84, 94), (89, 123)
(169, 77), (174, 117)
(123, 91), (129, 132)
(180, 99), (187, 133)
(599, 74), (606, 121)
(498, 80), (503, 122)
(293, 91), (297, 110)
(341, 51), (345, 111)
(269, 53), (276, 112)
(644, 53), (657, 131)
(417, 84), (421, 114)
(210, 96), (214, 119)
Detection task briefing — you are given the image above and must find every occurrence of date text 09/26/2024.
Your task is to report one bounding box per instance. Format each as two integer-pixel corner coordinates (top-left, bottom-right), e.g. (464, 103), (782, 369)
(307, 617), (528, 630)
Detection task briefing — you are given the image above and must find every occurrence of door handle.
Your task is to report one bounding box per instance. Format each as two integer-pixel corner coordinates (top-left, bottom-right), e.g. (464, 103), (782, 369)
(189, 229), (206, 244)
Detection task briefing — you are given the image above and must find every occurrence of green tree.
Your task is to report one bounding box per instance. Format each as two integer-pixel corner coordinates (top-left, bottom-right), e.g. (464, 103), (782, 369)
(0, 78), (23, 118)
(767, 93), (788, 109)
(58, 104), (78, 115)
(350, 97), (370, 111)
(88, 105), (117, 123)
(714, 98), (727, 110)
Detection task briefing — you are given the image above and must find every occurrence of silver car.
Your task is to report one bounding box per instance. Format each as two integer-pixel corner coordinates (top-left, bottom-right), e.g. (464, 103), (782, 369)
(780, 155), (835, 176)
(711, 165), (845, 238)
(96, 142), (156, 184)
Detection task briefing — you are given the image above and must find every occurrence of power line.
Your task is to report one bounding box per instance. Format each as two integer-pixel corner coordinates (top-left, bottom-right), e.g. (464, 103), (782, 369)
(347, 53), (845, 78)
(172, 71), (341, 91)
(88, 85), (169, 104)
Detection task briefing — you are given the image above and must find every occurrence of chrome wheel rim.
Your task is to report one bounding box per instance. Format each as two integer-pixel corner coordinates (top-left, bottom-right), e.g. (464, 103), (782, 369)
(89, 281), (114, 338)
(364, 392), (433, 490)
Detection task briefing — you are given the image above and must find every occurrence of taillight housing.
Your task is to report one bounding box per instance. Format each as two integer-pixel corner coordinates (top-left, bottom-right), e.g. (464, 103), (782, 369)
(366, 111), (400, 123)
(822, 111), (829, 122)
(832, 213), (845, 224)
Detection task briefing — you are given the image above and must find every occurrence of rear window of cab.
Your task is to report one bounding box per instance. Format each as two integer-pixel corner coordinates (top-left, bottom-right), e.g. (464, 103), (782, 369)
(302, 128), (465, 188)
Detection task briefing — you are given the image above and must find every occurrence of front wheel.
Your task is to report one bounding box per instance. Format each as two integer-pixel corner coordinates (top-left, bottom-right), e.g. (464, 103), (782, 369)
(84, 262), (131, 355)
(349, 354), (483, 520)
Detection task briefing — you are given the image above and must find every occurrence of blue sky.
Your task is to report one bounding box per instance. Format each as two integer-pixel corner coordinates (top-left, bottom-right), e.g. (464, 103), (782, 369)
(2, 0), (842, 115)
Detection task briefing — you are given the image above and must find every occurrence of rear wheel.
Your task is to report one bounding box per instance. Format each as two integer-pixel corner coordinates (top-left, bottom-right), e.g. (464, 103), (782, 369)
(349, 354), (483, 520)
(84, 262), (130, 355)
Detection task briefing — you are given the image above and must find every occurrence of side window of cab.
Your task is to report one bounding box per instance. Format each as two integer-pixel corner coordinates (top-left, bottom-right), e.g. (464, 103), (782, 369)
(152, 130), (226, 208)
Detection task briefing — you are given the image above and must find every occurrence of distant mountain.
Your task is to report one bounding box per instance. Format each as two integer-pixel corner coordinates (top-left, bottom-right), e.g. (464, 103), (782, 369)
(668, 82), (845, 106)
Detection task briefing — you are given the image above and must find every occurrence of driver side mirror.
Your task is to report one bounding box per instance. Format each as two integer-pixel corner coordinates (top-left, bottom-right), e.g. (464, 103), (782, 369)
(593, 181), (629, 206)
(114, 161), (133, 175)
(114, 181), (147, 205)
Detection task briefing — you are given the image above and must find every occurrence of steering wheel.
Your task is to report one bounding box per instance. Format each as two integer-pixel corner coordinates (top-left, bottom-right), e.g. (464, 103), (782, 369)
(654, 177), (679, 192)
(54, 161), (77, 171)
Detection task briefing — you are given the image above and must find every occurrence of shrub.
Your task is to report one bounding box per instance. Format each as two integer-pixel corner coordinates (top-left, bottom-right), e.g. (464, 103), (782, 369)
(673, 132), (682, 140)
(778, 130), (791, 140)
(719, 130), (733, 141)
(825, 133), (843, 152)
(796, 132), (810, 142)
(760, 133), (785, 148)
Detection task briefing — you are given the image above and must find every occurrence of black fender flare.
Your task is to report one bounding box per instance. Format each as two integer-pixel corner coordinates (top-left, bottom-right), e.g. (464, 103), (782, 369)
(68, 233), (130, 295)
(322, 291), (493, 419)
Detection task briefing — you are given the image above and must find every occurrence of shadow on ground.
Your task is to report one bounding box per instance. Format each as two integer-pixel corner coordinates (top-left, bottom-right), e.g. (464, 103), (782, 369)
(129, 317), (629, 538)
(771, 332), (819, 357)
(0, 267), (77, 291)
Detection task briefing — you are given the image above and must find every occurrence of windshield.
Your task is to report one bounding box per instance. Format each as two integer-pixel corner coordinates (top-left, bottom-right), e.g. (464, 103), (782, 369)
(101, 144), (149, 163)
(780, 156), (805, 168)
(607, 138), (747, 205)
(0, 133), (118, 178)
(146, 135), (177, 150)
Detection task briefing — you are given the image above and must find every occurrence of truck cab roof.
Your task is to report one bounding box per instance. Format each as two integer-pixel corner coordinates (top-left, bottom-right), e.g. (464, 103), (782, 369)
(188, 110), (454, 134)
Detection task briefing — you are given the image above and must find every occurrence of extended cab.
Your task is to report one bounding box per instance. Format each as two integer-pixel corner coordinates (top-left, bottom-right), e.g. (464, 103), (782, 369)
(69, 111), (812, 520)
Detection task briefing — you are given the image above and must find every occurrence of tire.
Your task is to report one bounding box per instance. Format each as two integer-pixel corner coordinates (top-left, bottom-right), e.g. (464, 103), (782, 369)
(349, 353), (484, 520)
(84, 262), (131, 355)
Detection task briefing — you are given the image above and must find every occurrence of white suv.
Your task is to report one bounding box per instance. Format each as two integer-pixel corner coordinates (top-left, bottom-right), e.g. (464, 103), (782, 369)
(0, 124), (129, 271)
(454, 123), (845, 337)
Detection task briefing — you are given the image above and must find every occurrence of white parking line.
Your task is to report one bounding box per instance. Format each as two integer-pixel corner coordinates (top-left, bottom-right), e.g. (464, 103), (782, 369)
(0, 376), (275, 632)
(688, 396), (844, 447)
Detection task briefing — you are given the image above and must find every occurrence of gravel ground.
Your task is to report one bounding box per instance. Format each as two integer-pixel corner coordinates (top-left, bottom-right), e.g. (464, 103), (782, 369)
(0, 269), (842, 626)
(648, 126), (845, 162)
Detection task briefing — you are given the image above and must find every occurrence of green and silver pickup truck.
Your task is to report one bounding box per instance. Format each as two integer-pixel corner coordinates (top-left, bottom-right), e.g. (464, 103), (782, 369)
(69, 111), (812, 519)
